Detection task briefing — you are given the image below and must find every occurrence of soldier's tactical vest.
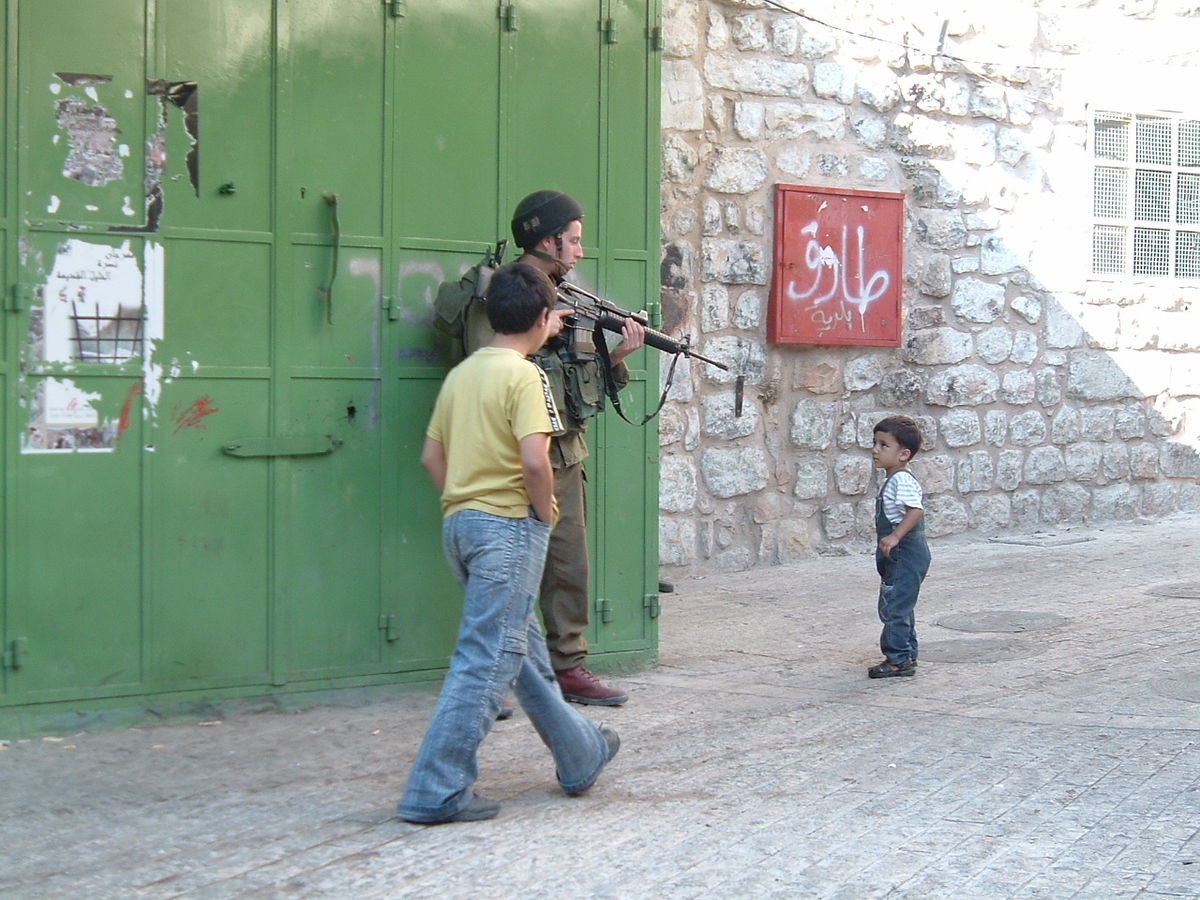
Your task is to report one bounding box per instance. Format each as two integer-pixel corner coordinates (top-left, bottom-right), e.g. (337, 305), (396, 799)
(432, 263), (605, 431)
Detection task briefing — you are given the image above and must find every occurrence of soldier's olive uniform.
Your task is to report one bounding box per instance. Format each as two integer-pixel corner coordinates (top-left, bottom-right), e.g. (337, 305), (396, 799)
(534, 343), (628, 671)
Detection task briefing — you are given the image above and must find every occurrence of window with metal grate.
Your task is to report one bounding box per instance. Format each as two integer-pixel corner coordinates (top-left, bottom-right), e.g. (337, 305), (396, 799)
(1091, 110), (1200, 279)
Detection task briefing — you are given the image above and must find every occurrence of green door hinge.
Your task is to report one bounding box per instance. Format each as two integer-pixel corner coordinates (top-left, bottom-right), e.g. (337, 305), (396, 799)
(378, 614), (399, 642)
(499, 3), (518, 31)
(8, 283), (28, 313)
(648, 25), (664, 51)
(602, 18), (617, 44)
(383, 295), (400, 321)
(3, 638), (27, 670)
(643, 593), (660, 619)
(386, 0), (406, 17)
(595, 597), (613, 624)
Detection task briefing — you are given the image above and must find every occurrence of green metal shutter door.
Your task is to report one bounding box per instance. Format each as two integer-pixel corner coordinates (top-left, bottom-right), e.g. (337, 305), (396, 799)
(274, 0), (389, 679)
(12, 0), (150, 699)
(150, 0), (275, 687)
(1, 0), (658, 722)
(386, 1), (508, 666)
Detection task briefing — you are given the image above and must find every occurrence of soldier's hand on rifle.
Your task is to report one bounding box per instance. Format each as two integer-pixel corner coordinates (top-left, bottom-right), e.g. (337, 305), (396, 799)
(547, 307), (572, 339)
(610, 312), (647, 364)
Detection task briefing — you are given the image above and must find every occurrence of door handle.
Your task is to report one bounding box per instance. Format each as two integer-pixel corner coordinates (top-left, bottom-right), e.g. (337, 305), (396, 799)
(319, 192), (341, 325)
(222, 434), (343, 457)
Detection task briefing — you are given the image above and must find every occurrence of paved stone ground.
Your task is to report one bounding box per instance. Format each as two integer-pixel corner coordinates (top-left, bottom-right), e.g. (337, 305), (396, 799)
(3, 515), (1199, 899)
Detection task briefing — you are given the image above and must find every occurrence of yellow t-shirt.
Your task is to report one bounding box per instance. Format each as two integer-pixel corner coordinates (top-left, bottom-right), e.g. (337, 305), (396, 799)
(427, 346), (563, 518)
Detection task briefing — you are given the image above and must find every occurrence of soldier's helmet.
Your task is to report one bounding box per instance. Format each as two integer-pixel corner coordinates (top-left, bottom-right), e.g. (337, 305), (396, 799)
(510, 190), (584, 249)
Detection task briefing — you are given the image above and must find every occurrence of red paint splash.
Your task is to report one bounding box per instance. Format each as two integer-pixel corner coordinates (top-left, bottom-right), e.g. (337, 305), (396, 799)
(117, 381), (143, 437)
(173, 395), (220, 435)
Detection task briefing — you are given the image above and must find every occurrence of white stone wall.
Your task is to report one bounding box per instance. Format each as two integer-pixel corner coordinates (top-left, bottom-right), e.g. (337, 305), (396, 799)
(657, 0), (1200, 574)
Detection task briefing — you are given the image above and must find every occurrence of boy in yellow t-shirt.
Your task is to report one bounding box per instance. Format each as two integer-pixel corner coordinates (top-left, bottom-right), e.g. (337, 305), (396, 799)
(396, 263), (620, 825)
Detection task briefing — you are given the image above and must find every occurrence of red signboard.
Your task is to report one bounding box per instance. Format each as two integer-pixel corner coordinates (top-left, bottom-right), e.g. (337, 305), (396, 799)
(768, 183), (904, 346)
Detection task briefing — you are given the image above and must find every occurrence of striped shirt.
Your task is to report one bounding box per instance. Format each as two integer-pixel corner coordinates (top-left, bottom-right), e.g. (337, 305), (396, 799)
(879, 469), (924, 525)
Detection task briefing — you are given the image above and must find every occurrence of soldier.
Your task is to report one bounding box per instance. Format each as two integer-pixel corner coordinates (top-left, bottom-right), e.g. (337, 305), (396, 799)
(508, 190), (645, 705)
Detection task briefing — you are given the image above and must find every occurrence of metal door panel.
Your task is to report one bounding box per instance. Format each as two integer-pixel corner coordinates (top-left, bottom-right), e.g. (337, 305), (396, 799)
(0, 226), (6, 357)
(161, 238), (272, 368)
(19, 0), (147, 230)
(156, 0), (274, 234)
(11, 226), (149, 699)
(275, 0), (388, 680)
(392, 246), (485, 366)
(14, 374), (143, 697)
(281, 0), (386, 240)
(590, 386), (655, 652)
(386, 376), (460, 668)
(0, 7), (5, 698)
(392, 1), (501, 241)
(0, 372), (6, 697)
(385, 246), (478, 671)
(151, 378), (271, 684)
(591, 255), (656, 651)
(605, 0), (655, 252)
(288, 244), (382, 373)
(279, 377), (382, 675)
(507, 1), (603, 216)
(0, 5), (8, 226)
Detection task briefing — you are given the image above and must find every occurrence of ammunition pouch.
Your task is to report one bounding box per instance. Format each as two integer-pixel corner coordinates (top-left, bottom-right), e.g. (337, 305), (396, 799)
(538, 348), (605, 431)
(563, 357), (605, 425)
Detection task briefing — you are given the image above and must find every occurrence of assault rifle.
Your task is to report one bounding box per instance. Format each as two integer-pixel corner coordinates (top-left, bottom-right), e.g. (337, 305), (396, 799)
(554, 280), (729, 371)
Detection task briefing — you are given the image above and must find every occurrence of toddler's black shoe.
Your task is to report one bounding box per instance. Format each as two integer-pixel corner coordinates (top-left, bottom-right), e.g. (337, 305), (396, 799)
(868, 659), (916, 678)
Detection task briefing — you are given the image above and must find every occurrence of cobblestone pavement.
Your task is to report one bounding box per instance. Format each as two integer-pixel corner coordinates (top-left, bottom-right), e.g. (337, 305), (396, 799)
(2, 515), (1199, 899)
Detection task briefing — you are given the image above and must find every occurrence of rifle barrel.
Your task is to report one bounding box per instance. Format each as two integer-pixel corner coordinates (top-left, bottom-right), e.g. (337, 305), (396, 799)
(593, 311), (729, 371)
(556, 283), (730, 370)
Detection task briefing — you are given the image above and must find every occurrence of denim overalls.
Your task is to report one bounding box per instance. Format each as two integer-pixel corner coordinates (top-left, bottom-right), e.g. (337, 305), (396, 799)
(875, 470), (931, 665)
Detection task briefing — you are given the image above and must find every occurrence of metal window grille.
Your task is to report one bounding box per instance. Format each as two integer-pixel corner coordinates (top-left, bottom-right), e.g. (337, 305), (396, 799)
(1092, 109), (1200, 278)
(1092, 225), (1126, 274)
(1177, 231), (1200, 279)
(1178, 173), (1200, 225)
(70, 302), (143, 363)
(1135, 115), (1172, 165)
(1094, 112), (1128, 160)
(1180, 120), (1200, 167)
(1093, 167), (1127, 218)
(1132, 228), (1170, 276)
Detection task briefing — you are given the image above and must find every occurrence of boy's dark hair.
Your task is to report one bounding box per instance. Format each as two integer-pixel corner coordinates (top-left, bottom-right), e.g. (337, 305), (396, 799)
(873, 415), (923, 459)
(484, 262), (554, 334)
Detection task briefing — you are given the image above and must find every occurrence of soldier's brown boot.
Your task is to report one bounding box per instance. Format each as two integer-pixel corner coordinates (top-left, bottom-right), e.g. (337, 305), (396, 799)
(555, 666), (628, 706)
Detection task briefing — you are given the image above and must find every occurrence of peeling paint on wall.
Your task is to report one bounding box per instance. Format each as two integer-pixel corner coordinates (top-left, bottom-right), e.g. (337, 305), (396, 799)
(55, 72), (113, 88)
(151, 80), (199, 196)
(110, 79), (198, 234)
(142, 241), (166, 416)
(21, 239), (167, 452)
(23, 378), (118, 452)
(56, 95), (124, 187)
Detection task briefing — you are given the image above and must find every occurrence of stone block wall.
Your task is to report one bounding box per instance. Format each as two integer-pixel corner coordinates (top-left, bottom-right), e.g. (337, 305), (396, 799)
(657, 0), (1200, 574)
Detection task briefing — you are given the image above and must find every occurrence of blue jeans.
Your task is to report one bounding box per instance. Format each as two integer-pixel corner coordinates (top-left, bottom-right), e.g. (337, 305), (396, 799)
(875, 529), (930, 665)
(396, 509), (613, 823)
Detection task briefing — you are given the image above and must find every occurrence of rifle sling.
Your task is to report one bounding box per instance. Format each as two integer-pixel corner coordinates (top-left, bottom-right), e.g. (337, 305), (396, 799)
(594, 324), (681, 427)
